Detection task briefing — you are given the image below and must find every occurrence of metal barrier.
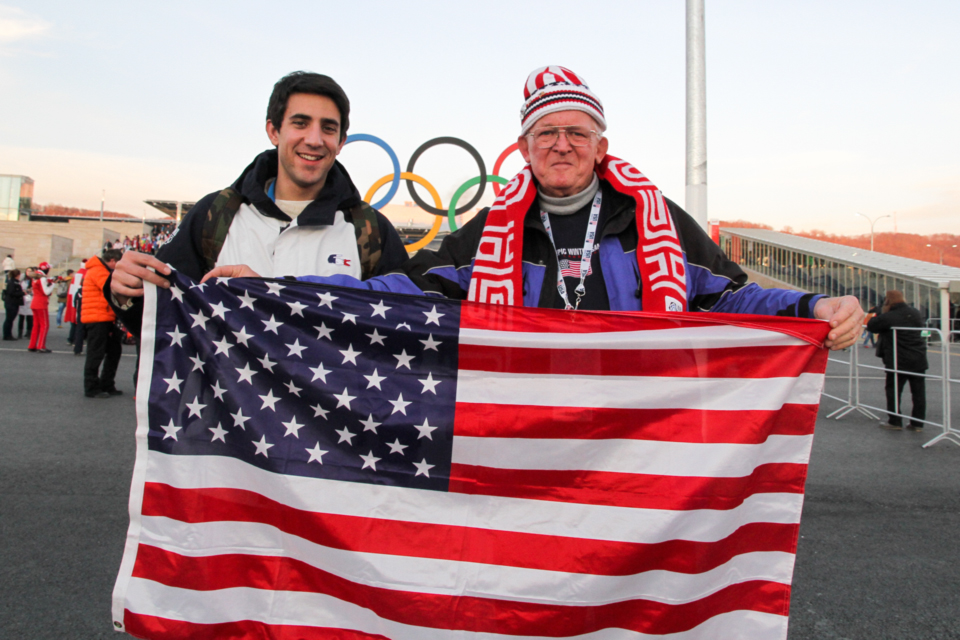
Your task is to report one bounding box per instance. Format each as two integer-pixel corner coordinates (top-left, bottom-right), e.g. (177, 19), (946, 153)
(822, 326), (960, 448)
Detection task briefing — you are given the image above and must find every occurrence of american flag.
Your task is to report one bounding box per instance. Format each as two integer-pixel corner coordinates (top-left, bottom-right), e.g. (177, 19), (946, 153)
(557, 257), (592, 279)
(112, 270), (830, 639)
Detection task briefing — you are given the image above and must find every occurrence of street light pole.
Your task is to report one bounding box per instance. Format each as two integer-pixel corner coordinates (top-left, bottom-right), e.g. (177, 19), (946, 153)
(926, 243), (957, 265)
(855, 212), (891, 252)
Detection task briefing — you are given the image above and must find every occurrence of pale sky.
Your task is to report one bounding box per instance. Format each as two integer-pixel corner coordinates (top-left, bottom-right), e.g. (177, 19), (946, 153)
(2, 1), (958, 235)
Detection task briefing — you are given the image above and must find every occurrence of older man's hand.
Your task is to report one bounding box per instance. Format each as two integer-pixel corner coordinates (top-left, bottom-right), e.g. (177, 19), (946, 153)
(110, 251), (172, 305)
(200, 264), (262, 283)
(813, 295), (865, 350)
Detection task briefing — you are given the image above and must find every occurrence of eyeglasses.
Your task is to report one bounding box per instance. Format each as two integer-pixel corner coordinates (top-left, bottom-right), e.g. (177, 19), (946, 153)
(527, 126), (600, 149)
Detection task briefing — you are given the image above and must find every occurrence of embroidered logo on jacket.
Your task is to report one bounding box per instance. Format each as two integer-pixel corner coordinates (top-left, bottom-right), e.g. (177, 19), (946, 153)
(327, 254), (352, 267)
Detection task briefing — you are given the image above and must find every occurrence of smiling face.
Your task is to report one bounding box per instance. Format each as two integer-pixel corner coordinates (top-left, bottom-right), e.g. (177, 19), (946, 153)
(518, 110), (608, 198)
(266, 93), (345, 201)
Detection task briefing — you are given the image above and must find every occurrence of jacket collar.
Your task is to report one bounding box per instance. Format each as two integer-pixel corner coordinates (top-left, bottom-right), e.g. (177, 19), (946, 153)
(232, 149), (363, 226)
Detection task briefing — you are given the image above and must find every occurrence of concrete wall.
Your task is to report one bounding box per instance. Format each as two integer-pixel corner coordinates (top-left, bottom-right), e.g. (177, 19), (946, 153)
(0, 218), (150, 268)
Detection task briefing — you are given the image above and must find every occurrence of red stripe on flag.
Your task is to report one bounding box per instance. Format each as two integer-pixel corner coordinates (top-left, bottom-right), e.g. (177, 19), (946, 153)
(449, 462), (809, 511)
(142, 483), (799, 576)
(454, 403), (819, 442)
(459, 344), (822, 378)
(131, 545), (792, 636)
(460, 303), (831, 346)
(124, 612), (389, 640)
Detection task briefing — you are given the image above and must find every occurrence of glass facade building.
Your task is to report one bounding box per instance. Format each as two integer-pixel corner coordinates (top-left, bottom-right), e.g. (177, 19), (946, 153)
(0, 175), (34, 221)
(720, 228), (960, 326)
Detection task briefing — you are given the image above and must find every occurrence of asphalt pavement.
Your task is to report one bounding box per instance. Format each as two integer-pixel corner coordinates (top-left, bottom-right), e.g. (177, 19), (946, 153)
(1, 322), (958, 639)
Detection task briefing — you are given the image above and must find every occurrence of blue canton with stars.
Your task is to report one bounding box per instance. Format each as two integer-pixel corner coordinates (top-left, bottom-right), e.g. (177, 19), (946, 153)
(147, 272), (460, 491)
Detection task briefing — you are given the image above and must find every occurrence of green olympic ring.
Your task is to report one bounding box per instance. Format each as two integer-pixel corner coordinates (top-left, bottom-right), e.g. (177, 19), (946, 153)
(447, 175), (509, 232)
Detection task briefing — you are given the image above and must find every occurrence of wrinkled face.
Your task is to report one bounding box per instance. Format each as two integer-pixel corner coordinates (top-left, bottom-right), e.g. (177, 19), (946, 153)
(266, 93), (345, 200)
(518, 110), (608, 198)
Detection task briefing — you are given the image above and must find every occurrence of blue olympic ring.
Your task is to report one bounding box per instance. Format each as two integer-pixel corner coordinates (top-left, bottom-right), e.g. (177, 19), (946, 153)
(343, 133), (401, 210)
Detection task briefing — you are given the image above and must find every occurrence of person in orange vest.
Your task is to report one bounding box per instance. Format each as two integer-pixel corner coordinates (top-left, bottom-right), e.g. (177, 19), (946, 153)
(82, 249), (123, 398)
(28, 262), (55, 353)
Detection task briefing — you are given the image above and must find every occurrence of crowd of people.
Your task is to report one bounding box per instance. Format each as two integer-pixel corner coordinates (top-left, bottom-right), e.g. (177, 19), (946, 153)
(102, 223), (176, 255)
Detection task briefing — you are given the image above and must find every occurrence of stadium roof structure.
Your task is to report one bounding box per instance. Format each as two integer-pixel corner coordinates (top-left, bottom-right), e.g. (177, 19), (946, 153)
(721, 227), (960, 291)
(144, 200), (195, 218)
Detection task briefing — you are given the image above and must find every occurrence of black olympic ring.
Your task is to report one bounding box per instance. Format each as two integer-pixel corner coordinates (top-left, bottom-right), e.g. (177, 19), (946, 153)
(405, 137), (487, 216)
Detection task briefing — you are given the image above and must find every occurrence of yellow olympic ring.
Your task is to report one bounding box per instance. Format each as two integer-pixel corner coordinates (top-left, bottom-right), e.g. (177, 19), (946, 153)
(364, 172), (444, 252)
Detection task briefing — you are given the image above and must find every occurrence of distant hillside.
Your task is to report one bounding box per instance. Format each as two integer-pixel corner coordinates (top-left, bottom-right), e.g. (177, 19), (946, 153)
(721, 220), (960, 269)
(34, 204), (139, 220)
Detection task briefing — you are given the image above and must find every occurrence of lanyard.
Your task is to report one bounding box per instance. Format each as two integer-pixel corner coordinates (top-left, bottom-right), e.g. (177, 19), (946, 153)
(539, 190), (602, 310)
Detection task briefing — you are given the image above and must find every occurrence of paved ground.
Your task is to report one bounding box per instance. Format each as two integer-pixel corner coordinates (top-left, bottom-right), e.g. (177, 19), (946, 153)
(1, 323), (958, 639)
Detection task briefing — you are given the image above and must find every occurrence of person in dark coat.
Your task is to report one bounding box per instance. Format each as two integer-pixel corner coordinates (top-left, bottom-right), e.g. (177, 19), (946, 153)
(866, 290), (928, 430)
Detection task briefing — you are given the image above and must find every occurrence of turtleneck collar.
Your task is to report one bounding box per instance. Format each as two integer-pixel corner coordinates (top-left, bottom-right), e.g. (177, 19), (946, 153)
(538, 174), (600, 216)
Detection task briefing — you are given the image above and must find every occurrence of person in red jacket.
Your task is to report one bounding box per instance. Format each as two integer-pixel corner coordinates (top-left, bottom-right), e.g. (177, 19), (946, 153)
(28, 261), (54, 353)
(82, 250), (122, 398)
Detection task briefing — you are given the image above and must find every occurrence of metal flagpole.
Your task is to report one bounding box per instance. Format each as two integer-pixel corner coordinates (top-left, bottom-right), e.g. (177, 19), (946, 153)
(686, 0), (708, 231)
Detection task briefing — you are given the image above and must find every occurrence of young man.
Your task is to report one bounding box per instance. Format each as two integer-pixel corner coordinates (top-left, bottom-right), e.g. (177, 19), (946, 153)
(83, 250), (123, 397)
(108, 71), (408, 335)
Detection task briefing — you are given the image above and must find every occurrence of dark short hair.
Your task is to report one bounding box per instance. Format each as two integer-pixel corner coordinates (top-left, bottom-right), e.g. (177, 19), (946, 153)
(102, 249), (123, 263)
(266, 71), (350, 141)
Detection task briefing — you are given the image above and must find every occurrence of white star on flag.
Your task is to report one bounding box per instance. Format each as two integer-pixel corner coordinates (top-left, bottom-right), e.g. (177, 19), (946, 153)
(359, 451), (381, 471)
(209, 423), (228, 443)
(282, 417), (305, 438)
(211, 381), (226, 400)
(335, 427), (356, 445)
(287, 300), (307, 316)
(413, 458), (435, 477)
(317, 291), (338, 308)
(393, 349), (415, 370)
(167, 327), (186, 347)
(238, 290), (256, 310)
(419, 372), (441, 394)
(314, 323), (333, 340)
(389, 393), (411, 415)
(333, 388), (356, 409)
(340, 344), (361, 365)
(414, 418), (437, 440)
(265, 282), (285, 296)
(236, 363), (257, 384)
(360, 414), (381, 433)
(230, 408), (251, 429)
(423, 305), (444, 326)
(212, 337), (232, 357)
(253, 435), (274, 457)
(306, 443), (327, 464)
(209, 301), (229, 320)
(311, 404), (329, 420)
(233, 326), (253, 346)
(259, 389), (280, 411)
(309, 363), (330, 383)
(370, 300), (391, 318)
(342, 312), (358, 324)
(262, 314), (282, 334)
(284, 380), (302, 397)
(185, 397), (206, 418)
(286, 339), (307, 358)
(163, 372), (183, 394)
(161, 419), (181, 440)
(169, 286), (184, 302)
(420, 334), (441, 351)
(366, 329), (386, 345)
(190, 282), (206, 292)
(387, 439), (408, 455)
(258, 354), (277, 372)
(363, 369), (386, 390)
(190, 310), (209, 330)
(189, 355), (205, 373)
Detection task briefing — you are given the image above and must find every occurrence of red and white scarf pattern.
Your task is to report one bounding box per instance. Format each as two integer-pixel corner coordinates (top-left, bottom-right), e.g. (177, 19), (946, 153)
(467, 155), (688, 312)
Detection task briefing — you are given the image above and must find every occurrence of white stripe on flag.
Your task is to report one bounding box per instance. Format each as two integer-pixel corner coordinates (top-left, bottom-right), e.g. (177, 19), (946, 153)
(145, 453), (805, 544)
(452, 434), (813, 477)
(459, 325), (810, 350)
(456, 371), (825, 410)
(124, 579), (791, 640)
(139, 517), (797, 606)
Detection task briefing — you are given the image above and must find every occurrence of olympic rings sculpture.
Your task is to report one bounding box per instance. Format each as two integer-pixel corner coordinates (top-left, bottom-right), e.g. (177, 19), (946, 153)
(344, 135), (522, 244)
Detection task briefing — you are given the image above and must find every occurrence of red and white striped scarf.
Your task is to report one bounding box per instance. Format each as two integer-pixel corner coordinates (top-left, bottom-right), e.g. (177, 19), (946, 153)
(468, 155), (688, 312)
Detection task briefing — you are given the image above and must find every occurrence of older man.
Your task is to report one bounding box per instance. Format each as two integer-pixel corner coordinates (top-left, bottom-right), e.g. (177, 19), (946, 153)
(207, 65), (863, 349)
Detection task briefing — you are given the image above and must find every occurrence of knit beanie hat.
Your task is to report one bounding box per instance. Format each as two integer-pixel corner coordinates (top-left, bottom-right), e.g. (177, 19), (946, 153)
(520, 66), (606, 135)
